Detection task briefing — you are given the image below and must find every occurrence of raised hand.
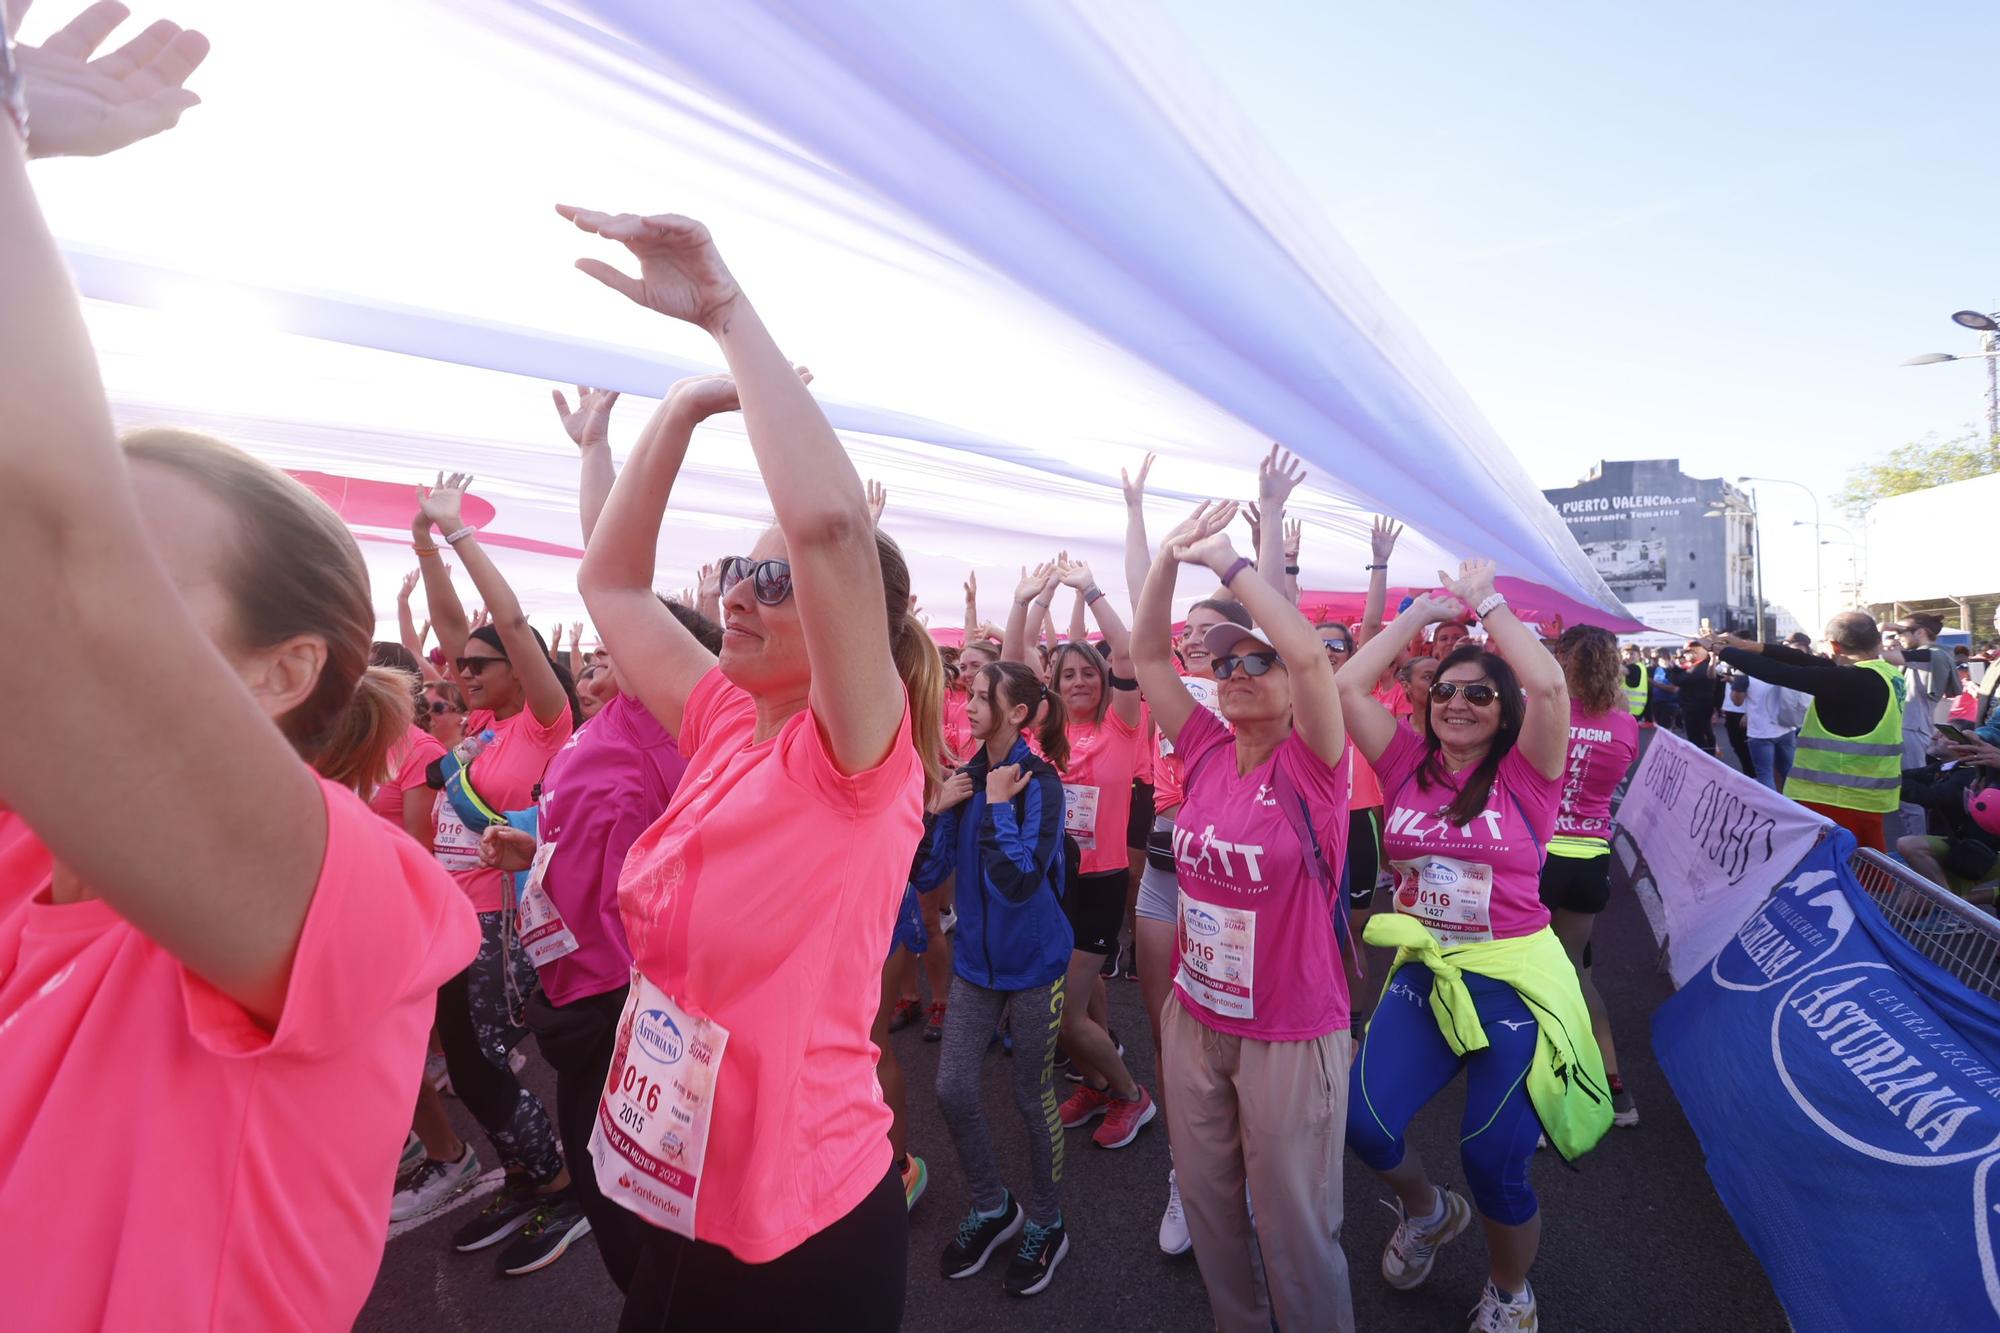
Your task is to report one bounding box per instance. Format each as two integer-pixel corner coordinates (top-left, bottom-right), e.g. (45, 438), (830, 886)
(552, 385), (620, 450)
(14, 2), (211, 159)
(1437, 558), (1499, 609)
(866, 480), (888, 526)
(665, 365), (811, 426)
(963, 571), (978, 605)
(558, 207), (745, 332)
(469, 607), (492, 631)
(1405, 589), (1467, 626)
(550, 624), (564, 651)
(1120, 452), (1156, 510)
(415, 471), (473, 534)
(1370, 515), (1403, 564)
(1257, 443), (1307, 504)
(698, 562), (721, 599)
(570, 620), (585, 648)
(1054, 552), (1096, 591)
(1242, 501), (1263, 549)
(1284, 518), (1303, 563)
(398, 569), (420, 602)
(1163, 500), (1240, 571)
(985, 763), (1031, 804)
(1014, 561), (1057, 607)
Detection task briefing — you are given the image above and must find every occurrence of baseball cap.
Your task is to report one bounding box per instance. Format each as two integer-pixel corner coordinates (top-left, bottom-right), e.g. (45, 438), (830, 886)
(1204, 622), (1281, 662)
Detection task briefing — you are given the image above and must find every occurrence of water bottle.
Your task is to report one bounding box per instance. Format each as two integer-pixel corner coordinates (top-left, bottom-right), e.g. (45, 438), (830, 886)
(455, 727), (496, 767)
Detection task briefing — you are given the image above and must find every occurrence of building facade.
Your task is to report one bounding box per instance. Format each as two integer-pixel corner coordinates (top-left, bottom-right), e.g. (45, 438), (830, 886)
(1543, 459), (1758, 643)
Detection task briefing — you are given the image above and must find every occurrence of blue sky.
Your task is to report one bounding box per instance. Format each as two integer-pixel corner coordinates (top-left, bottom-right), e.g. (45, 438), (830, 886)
(1163, 0), (2000, 620)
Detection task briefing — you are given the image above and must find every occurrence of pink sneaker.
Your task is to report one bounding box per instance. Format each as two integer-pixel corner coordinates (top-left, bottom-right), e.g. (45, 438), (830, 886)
(1058, 1084), (1114, 1129)
(1092, 1086), (1157, 1149)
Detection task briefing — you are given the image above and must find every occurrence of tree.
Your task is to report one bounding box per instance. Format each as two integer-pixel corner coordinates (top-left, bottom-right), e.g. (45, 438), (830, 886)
(1836, 427), (2000, 516)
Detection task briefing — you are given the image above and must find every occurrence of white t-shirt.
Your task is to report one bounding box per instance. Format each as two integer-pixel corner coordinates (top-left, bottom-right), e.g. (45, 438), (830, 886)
(1745, 677), (1809, 740)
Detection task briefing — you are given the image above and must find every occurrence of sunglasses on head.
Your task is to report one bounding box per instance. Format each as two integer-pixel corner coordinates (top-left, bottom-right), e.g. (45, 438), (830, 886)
(1430, 680), (1498, 706)
(1214, 652), (1282, 680)
(455, 655), (509, 676)
(718, 555), (794, 606)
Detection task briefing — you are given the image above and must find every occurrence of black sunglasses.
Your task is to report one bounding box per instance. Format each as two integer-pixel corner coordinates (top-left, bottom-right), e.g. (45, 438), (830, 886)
(1430, 680), (1499, 706)
(425, 699), (463, 716)
(718, 555), (794, 607)
(1214, 652), (1282, 680)
(455, 655), (510, 676)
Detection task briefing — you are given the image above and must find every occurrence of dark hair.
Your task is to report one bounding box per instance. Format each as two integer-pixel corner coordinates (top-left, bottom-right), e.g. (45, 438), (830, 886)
(1556, 625), (1622, 715)
(1048, 641), (1111, 724)
(660, 597), (724, 654)
(471, 622), (584, 727)
(1189, 597), (1253, 630)
(1316, 621), (1355, 651)
(370, 640), (424, 677)
(980, 661), (1068, 771)
(1420, 645), (1526, 827)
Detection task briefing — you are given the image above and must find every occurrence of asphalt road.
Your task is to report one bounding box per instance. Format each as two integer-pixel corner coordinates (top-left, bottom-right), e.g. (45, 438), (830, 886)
(359, 732), (1785, 1332)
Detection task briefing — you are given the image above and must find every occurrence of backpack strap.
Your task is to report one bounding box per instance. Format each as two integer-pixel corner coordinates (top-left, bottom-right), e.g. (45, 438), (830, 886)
(1268, 756), (1355, 965)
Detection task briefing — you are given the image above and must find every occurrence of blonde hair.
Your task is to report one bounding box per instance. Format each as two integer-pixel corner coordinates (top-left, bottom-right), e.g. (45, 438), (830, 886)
(877, 531), (944, 805)
(122, 428), (408, 792)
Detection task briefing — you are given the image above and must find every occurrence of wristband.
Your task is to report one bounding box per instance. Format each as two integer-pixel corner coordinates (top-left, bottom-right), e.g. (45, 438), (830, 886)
(1084, 586), (1105, 606)
(443, 525), (478, 546)
(412, 543), (440, 556)
(1107, 671), (1139, 692)
(1365, 563), (1388, 571)
(1284, 564), (1301, 575)
(1220, 556), (1254, 587)
(1476, 592), (1509, 619)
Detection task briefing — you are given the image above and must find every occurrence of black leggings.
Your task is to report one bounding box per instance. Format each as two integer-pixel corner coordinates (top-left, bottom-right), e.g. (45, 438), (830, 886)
(525, 985), (640, 1292)
(1724, 712), (1754, 774)
(434, 911), (564, 1184)
(618, 1165), (907, 1332)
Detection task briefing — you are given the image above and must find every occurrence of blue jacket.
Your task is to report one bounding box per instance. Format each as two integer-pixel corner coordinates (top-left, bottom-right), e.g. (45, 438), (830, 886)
(915, 736), (1073, 992)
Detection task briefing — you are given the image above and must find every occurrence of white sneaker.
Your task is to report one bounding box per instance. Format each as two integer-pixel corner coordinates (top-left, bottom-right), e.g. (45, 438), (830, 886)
(939, 906), (957, 936)
(390, 1147), (482, 1221)
(1611, 1088), (1640, 1127)
(397, 1130), (425, 1179)
(1157, 1169), (1191, 1255)
(1379, 1186), (1472, 1291)
(1468, 1279), (1539, 1331)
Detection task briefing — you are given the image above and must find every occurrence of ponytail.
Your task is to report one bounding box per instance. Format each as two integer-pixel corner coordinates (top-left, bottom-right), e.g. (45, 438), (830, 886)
(982, 661), (1069, 771)
(876, 530), (944, 806)
(314, 665), (417, 794)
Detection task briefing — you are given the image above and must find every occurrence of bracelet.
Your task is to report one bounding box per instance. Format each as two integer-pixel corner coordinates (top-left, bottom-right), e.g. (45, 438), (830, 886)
(1107, 670), (1139, 692)
(412, 543), (440, 556)
(443, 525), (478, 546)
(1284, 564), (1301, 575)
(1220, 556), (1254, 587)
(1476, 592), (1509, 619)
(1365, 563), (1388, 571)
(1084, 586), (1105, 606)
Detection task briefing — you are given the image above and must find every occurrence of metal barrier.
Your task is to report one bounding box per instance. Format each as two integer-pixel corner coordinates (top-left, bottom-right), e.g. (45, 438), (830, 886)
(1848, 848), (2000, 1001)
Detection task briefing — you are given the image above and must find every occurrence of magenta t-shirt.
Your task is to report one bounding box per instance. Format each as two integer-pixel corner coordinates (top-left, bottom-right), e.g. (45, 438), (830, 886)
(1376, 723), (1560, 943)
(536, 692), (688, 1006)
(1554, 706), (1638, 843)
(1169, 707), (1352, 1040)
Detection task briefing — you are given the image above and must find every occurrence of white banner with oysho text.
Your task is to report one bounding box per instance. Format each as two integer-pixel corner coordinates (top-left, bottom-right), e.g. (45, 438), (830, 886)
(1610, 726), (1831, 986)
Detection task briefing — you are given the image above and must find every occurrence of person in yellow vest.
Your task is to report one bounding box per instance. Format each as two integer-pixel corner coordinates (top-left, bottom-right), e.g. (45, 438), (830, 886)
(1703, 613), (1905, 851)
(1620, 645), (1650, 721)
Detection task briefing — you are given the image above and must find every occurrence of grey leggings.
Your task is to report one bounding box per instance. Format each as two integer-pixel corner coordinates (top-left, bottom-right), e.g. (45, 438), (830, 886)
(935, 973), (1067, 1227)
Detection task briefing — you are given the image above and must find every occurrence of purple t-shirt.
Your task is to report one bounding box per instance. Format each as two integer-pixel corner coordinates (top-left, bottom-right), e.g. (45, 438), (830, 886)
(1376, 723), (1560, 944)
(1169, 707), (1351, 1041)
(535, 692), (688, 1005)
(1554, 706), (1638, 843)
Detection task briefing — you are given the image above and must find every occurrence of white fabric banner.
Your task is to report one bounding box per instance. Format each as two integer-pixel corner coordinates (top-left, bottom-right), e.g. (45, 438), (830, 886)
(1611, 727), (1831, 987)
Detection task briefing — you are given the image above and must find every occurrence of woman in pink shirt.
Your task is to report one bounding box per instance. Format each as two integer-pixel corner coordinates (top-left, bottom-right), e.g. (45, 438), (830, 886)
(566, 205), (940, 1330)
(0, 31), (477, 1327)
(1132, 499), (1358, 1333)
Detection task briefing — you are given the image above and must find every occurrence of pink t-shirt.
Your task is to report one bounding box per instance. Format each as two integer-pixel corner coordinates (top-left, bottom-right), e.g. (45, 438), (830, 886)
(0, 780), (478, 1331)
(1375, 723), (1560, 942)
(1056, 709), (1142, 874)
(368, 724), (446, 829)
(941, 685), (975, 764)
(1170, 707), (1352, 1040)
(1349, 745), (1383, 809)
(616, 669), (923, 1262)
(536, 692), (687, 1006)
(1554, 706), (1639, 843)
(1373, 681), (1416, 720)
(435, 704), (574, 912)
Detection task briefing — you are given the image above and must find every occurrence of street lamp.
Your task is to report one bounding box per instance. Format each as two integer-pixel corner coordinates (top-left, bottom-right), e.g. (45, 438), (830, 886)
(1902, 309), (2000, 446)
(1705, 492), (1764, 640)
(1740, 475), (1822, 632)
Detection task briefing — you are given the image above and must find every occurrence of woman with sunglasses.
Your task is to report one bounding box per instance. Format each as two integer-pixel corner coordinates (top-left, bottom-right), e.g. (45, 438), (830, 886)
(411, 474), (584, 1272)
(1336, 562), (1609, 1333)
(422, 679), (470, 744)
(567, 206), (942, 1331)
(1542, 625), (1640, 1129)
(1005, 560), (1159, 1153)
(1131, 500), (1358, 1333)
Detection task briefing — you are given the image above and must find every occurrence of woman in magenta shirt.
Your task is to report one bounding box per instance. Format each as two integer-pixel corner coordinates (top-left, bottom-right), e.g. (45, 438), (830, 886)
(567, 204), (941, 1329)
(1130, 500), (1357, 1333)
(0, 34), (477, 1327)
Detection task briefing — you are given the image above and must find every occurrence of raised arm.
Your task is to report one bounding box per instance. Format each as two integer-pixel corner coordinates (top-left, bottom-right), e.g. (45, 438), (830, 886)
(1120, 452), (1156, 611)
(1131, 503), (1237, 744)
(1446, 560), (1568, 780)
(554, 386), (621, 546)
(1342, 590), (1463, 765)
(1282, 519), (1303, 606)
(567, 621), (584, 680)
(1002, 562), (1056, 665)
(962, 571), (979, 647)
(1066, 576), (1088, 647)
(416, 473), (570, 727)
(576, 377), (738, 736)
(414, 514), (471, 666)
(1252, 444), (1305, 605)
(1057, 556), (1139, 726)
(1360, 516), (1401, 644)
(397, 569), (426, 658)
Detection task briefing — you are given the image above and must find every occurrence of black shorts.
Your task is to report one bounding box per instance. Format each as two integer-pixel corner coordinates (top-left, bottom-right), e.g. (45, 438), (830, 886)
(1127, 782), (1156, 851)
(1064, 868), (1130, 956)
(1343, 808), (1382, 910)
(1538, 851), (1611, 915)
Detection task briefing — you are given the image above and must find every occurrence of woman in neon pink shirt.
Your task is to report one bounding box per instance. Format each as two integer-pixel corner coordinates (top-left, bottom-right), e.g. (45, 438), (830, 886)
(0, 30), (477, 1326)
(1131, 499), (1358, 1333)
(566, 204), (942, 1329)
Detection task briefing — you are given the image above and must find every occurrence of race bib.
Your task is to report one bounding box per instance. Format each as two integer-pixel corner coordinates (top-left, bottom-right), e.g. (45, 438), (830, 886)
(516, 841), (581, 967)
(1174, 890), (1257, 1020)
(589, 971), (730, 1239)
(431, 791), (483, 872)
(1063, 783), (1101, 850)
(1389, 854), (1495, 946)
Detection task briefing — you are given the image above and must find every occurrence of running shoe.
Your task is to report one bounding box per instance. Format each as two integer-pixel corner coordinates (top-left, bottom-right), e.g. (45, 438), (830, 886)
(888, 998), (922, 1033)
(495, 1193), (592, 1277)
(940, 1194), (1025, 1280)
(398, 1130), (426, 1179)
(1120, 941), (1139, 982)
(1378, 1186), (1472, 1291)
(1099, 947), (1121, 980)
(391, 1146), (482, 1222)
(451, 1178), (547, 1252)
(1004, 1217), (1070, 1297)
(902, 1153), (928, 1211)
(1157, 1169), (1191, 1256)
(1610, 1076), (1639, 1127)
(1058, 1083), (1114, 1129)
(923, 1001), (948, 1043)
(1468, 1279), (1539, 1331)
(1093, 1086), (1156, 1149)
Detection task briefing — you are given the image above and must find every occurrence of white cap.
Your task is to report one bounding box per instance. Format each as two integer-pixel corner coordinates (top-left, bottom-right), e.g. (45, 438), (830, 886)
(1203, 622), (1280, 662)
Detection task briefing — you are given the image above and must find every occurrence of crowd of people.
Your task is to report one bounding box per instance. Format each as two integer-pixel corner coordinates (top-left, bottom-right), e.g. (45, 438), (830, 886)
(7, 8), (1991, 1333)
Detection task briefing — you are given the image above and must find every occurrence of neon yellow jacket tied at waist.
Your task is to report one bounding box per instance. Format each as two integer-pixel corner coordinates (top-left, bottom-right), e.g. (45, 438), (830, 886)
(1363, 914), (1613, 1161)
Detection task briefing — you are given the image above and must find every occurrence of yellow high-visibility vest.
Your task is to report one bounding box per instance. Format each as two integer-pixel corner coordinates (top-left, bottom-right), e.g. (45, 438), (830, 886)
(1785, 658), (1905, 814)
